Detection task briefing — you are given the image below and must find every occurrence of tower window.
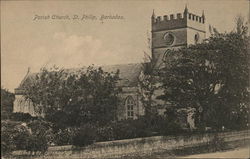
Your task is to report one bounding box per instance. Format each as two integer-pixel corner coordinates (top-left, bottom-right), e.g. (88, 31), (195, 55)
(163, 32), (175, 46)
(125, 96), (135, 119)
(194, 33), (200, 44)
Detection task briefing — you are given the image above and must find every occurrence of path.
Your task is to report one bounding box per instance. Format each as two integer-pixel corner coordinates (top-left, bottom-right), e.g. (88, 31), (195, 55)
(181, 147), (249, 158)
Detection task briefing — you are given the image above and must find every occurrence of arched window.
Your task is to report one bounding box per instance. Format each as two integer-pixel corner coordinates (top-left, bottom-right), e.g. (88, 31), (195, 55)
(163, 49), (171, 62)
(125, 96), (135, 119)
(194, 33), (200, 44)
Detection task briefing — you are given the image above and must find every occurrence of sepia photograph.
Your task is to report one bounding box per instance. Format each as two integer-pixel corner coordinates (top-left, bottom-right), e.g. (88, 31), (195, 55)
(1, 0), (250, 158)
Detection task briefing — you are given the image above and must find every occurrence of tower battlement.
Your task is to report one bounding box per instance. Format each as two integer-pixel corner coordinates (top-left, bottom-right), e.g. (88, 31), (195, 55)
(152, 7), (205, 32)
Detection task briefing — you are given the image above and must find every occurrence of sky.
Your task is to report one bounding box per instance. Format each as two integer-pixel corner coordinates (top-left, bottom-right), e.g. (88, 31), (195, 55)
(1, 0), (249, 92)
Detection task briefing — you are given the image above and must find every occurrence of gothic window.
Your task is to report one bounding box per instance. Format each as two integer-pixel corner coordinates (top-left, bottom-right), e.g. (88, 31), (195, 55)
(125, 96), (135, 119)
(163, 49), (171, 62)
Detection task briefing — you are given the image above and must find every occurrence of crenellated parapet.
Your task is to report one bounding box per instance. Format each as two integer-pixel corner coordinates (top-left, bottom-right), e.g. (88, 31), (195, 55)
(152, 7), (205, 32)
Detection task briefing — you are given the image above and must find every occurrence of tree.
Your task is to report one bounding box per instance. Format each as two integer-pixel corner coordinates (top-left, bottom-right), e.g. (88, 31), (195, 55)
(23, 66), (66, 115)
(139, 53), (159, 117)
(23, 65), (120, 126)
(62, 66), (121, 126)
(159, 17), (249, 130)
(138, 32), (161, 118)
(1, 88), (15, 119)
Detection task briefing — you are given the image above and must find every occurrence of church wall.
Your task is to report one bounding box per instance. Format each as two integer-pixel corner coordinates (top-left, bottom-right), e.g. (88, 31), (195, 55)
(187, 27), (206, 45)
(13, 95), (37, 116)
(187, 18), (206, 33)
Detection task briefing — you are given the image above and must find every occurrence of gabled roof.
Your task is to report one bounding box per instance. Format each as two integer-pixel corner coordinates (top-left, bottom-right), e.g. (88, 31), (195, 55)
(16, 63), (143, 92)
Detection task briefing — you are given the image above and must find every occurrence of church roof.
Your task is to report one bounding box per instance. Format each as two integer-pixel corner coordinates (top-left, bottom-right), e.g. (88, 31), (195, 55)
(16, 63), (142, 92)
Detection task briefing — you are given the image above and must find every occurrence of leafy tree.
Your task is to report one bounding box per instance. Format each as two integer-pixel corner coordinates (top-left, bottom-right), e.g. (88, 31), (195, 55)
(56, 66), (121, 126)
(139, 53), (159, 117)
(139, 33), (161, 118)
(23, 66), (120, 126)
(1, 88), (15, 119)
(159, 17), (249, 130)
(23, 66), (67, 115)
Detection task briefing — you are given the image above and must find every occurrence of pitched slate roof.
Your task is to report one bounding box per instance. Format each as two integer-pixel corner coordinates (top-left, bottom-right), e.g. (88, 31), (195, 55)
(16, 63), (142, 92)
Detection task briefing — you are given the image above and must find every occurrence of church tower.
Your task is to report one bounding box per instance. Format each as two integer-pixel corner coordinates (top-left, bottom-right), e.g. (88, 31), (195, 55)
(151, 6), (206, 67)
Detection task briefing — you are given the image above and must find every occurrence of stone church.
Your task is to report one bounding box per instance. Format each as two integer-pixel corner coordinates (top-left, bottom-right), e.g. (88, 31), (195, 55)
(13, 6), (205, 125)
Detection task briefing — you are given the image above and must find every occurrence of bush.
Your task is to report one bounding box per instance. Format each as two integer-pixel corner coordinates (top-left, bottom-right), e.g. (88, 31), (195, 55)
(54, 128), (73, 146)
(1, 120), (52, 156)
(25, 135), (48, 155)
(111, 118), (153, 140)
(12, 124), (31, 150)
(1, 120), (20, 155)
(72, 124), (97, 147)
(27, 120), (54, 145)
(10, 112), (38, 122)
(111, 120), (138, 140)
(157, 118), (183, 136)
(97, 125), (115, 142)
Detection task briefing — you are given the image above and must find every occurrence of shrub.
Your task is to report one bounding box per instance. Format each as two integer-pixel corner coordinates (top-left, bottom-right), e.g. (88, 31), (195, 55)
(27, 120), (54, 146)
(159, 119), (183, 136)
(10, 112), (38, 122)
(25, 135), (48, 155)
(72, 124), (97, 147)
(111, 118), (153, 140)
(54, 128), (73, 146)
(12, 124), (31, 150)
(97, 125), (115, 141)
(1, 120), (52, 155)
(111, 120), (138, 140)
(1, 121), (19, 155)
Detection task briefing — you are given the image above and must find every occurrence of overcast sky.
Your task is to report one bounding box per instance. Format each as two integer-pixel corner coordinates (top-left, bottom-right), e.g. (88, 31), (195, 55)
(1, 0), (249, 92)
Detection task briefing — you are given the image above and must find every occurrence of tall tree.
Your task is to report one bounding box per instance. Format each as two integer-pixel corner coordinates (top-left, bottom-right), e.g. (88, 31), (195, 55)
(159, 18), (249, 129)
(139, 33), (161, 118)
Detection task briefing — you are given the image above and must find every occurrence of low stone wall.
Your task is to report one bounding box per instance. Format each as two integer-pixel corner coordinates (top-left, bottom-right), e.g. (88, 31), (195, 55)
(11, 130), (249, 158)
(43, 130), (249, 158)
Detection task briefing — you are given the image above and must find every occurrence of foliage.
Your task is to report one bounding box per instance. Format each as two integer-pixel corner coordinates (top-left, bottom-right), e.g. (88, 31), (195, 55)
(1, 120), (21, 155)
(53, 128), (74, 146)
(1, 88), (15, 119)
(45, 110), (69, 130)
(22, 66), (66, 114)
(23, 66), (121, 126)
(159, 17), (249, 130)
(111, 120), (139, 140)
(72, 124), (97, 147)
(27, 120), (54, 145)
(110, 115), (182, 140)
(1, 120), (51, 155)
(139, 54), (160, 118)
(25, 135), (48, 155)
(10, 112), (38, 122)
(96, 125), (115, 142)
